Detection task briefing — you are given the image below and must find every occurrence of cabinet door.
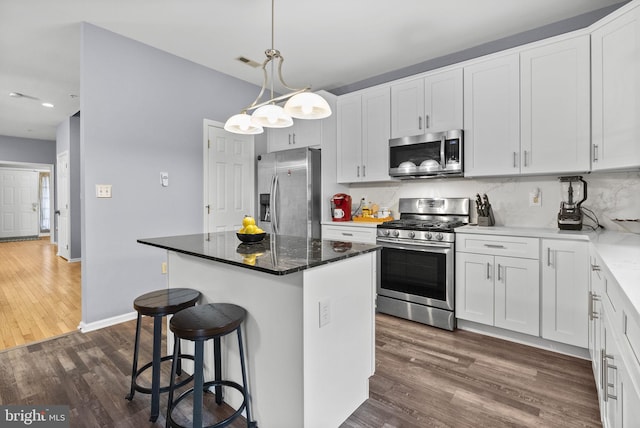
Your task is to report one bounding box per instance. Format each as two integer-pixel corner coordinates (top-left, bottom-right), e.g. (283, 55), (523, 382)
(337, 94), (363, 183)
(592, 6), (640, 171)
(455, 252), (494, 325)
(390, 78), (424, 138)
(520, 35), (590, 174)
(424, 68), (463, 133)
(361, 87), (391, 182)
(602, 310), (621, 428)
(494, 256), (540, 336)
(463, 54), (520, 177)
(267, 127), (295, 152)
(589, 253), (605, 384)
(541, 239), (589, 347)
(620, 363), (640, 428)
(267, 120), (322, 152)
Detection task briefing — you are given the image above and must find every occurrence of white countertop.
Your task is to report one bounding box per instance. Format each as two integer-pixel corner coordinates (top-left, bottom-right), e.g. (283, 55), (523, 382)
(457, 225), (640, 325)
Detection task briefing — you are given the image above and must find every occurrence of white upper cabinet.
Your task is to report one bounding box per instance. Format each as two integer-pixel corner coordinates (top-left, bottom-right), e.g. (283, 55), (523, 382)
(267, 119), (322, 153)
(464, 53), (521, 177)
(337, 87), (391, 183)
(391, 68), (463, 138)
(520, 35), (591, 175)
(591, 4), (640, 171)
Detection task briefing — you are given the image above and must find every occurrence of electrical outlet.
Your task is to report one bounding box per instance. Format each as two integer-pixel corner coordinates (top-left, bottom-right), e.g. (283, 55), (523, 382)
(96, 184), (112, 198)
(529, 188), (541, 207)
(319, 299), (331, 328)
(161, 262), (167, 274)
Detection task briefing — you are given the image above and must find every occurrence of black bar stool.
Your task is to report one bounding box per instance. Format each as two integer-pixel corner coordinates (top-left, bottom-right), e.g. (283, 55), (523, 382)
(125, 288), (201, 422)
(166, 303), (256, 428)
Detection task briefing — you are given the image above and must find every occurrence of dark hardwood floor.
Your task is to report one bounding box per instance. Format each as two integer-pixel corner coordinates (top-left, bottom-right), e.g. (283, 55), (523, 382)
(0, 313), (601, 427)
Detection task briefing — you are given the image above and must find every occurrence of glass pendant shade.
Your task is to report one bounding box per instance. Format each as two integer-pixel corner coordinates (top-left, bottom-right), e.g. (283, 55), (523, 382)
(284, 92), (332, 119)
(224, 113), (264, 135)
(251, 104), (293, 128)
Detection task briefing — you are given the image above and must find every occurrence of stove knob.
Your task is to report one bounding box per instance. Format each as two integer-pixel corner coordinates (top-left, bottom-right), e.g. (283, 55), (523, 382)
(425, 232), (433, 240)
(382, 229), (390, 236)
(408, 231), (415, 239)
(392, 230), (400, 237)
(435, 233), (444, 241)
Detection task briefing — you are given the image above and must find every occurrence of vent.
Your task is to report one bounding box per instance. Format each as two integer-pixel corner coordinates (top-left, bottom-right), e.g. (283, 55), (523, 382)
(236, 56), (261, 68)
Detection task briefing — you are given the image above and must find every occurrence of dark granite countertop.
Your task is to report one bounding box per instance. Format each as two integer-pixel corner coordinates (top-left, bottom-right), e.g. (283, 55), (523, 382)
(138, 232), (380, 275)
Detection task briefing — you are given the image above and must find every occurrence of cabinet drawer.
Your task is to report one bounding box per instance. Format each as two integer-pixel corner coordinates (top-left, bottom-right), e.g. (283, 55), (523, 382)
(456, 234), (540, 259)
(322, 225), (377, 244)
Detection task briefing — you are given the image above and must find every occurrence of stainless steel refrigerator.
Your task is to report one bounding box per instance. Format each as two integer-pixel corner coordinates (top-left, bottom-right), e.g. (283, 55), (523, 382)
(256, 147), (321, 238)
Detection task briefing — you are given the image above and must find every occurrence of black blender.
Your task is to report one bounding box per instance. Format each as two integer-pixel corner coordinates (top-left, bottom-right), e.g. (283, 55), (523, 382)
(557, 176), (587, 230)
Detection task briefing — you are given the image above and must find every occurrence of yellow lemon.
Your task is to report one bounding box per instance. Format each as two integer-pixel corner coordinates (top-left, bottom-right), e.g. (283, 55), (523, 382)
(238, 227), (246, 234)
(244, 224), (257, 234)
(255, 227), (264, 233)
(242, 216), (256, 227)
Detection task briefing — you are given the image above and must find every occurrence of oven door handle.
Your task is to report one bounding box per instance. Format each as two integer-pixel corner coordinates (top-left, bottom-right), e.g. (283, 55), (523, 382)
(377, 240), (452, 253)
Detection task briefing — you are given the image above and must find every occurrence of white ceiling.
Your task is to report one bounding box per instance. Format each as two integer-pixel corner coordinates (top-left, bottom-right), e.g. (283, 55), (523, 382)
(0, 0), (625, 141)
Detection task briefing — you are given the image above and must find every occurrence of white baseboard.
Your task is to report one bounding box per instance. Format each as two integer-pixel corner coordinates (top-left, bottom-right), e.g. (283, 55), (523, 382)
(457, 319), (591, 360)
(78, 311), (137, 333)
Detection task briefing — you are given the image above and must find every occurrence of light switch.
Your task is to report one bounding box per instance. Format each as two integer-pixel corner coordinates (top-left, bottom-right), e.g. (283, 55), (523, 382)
(160, 172), (169, 187)
(96, 184), (112, 198)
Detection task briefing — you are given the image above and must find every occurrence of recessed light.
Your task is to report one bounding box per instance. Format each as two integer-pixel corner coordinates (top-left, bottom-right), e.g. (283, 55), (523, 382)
(41, 102), (54, 108)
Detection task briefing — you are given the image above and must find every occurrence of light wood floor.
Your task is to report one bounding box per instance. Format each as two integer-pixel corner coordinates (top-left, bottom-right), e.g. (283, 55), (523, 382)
(0, 312), (601, 427)
(0, 238), (81, 351)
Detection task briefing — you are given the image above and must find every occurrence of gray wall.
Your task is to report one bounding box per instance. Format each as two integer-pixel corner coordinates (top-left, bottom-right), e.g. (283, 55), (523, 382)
(0, 134), (56, 165)
(332, 1), (629, 95)
(80, 23), (260, 325)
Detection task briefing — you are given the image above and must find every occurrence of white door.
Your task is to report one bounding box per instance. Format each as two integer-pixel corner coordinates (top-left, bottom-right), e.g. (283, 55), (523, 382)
(362, 87), (391, 182)
(424, 68), (463, 133)
(390, 77), (424, 138)
(56, 152), (70, 259)
(455, 252), (495, 325)
(336, 94), (363, 183)
(205, 122), (255, 233)
(494, 256), (540, 336)
(0, 168), (39, 238)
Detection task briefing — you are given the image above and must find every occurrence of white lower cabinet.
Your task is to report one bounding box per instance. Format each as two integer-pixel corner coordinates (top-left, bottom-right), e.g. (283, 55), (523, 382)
(456, 234), (540, 336)
(541, 239), (589, 348)
(589, 246), (640, 428)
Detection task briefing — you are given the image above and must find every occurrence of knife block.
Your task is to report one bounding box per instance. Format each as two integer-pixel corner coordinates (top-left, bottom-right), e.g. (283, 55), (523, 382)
(477, 208), (495, 227)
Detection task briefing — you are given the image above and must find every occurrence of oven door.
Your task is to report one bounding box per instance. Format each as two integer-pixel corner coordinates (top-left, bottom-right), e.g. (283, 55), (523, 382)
(377, 239), (454, 311)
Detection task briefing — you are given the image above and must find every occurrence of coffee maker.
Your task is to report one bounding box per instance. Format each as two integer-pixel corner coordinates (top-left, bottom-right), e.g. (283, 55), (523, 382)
(331, 194), (352, 222)
(557, 176), (587, 230)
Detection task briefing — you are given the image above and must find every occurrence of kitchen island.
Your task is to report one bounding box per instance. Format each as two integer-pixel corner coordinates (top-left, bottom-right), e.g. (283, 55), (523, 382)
(138, 232), (380, 428)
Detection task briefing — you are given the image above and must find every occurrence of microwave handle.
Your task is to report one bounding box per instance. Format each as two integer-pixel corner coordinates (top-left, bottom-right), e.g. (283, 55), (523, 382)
(440, 135), (446, 168)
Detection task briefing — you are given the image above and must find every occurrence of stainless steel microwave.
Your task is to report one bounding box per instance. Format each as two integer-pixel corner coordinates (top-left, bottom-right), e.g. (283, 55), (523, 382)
(389, 129), (463, 179)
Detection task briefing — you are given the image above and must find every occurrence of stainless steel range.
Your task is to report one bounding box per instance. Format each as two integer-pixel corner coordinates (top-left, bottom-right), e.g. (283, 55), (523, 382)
(376, 197), (470, 331)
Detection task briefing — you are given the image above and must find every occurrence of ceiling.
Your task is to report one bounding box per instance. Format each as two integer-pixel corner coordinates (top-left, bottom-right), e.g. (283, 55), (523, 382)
(0, 0), (625, 141)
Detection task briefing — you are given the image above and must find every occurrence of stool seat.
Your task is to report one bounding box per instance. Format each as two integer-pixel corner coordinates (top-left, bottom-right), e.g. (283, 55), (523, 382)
(133, 288), (201, 316)
(170, 303), (246, 340)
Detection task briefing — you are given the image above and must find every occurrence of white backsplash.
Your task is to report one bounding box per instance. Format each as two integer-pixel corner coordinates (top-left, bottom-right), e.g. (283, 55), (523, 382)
(348, 170), (640, 232)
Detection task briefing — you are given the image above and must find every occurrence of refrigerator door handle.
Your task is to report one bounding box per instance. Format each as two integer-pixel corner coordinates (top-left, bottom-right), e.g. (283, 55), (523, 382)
(271, 174), (279, 234)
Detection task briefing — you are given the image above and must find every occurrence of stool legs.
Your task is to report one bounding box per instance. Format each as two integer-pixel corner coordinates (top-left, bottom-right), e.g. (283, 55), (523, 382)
(125, 313), (143, 401)
(213, 337), (222, 405)
(149, 315), (163, 421)
(237, 326), (255, 427)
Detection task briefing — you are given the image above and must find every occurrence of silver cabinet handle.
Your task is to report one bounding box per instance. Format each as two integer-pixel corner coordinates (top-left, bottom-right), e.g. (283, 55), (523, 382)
(591, 264), (601, 272)
(484, 244), (505, 249)
(356, 166), (360, 177)
(497, 264), (502, 281)
(288, 134), (292, 145)
(362, 165), (366, 177)
(513, 152), (517, 168)
(589, 292), (601, 320)
(547, 247), (552, 267)
(425, 115), (430, 129)
(341, 232), (353, 236)
(292, 133), (296, 144)
(593, 144), (599, 162)
(604, 352), (618, 401)
(418, 116), (422, 130)
(486, 262), (491, 280)
(524, 150), (529, 167)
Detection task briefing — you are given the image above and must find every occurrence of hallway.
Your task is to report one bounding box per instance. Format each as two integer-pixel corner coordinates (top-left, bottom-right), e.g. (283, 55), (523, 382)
(0, 238), (81, 350)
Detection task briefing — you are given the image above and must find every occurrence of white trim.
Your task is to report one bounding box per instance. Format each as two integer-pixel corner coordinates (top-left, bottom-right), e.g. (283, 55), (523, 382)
(78, 311), (137, 333)
(457, 319), (591, 360)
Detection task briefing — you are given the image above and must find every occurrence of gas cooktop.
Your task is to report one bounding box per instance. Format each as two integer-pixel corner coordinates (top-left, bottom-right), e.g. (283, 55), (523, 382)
(378, 219), (465, 232)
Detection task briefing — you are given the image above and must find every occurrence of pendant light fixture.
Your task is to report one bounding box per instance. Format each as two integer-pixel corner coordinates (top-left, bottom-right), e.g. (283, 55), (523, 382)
(224, 0), (331, 135)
